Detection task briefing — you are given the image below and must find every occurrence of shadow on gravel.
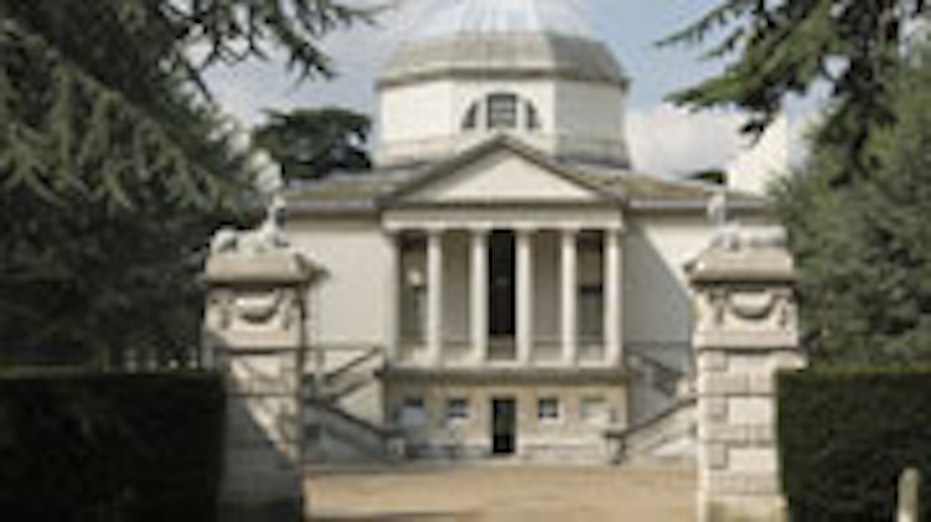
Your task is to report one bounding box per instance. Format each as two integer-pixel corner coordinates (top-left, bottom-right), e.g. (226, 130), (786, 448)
(309, 510), (477, 522)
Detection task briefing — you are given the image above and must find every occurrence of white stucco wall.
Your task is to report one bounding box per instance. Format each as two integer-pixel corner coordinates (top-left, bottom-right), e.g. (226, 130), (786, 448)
(554, 79), (626, 160)
(378, 79), (556, 165)
(288, 218), (394, 346)
(380, 80), (459, 145)
(377, 77), (628, 166)
(622, 213), (777, 349)
(533, 231), (560, 346)
(443, 232), (470, 346)
(623, 216), (712, 346)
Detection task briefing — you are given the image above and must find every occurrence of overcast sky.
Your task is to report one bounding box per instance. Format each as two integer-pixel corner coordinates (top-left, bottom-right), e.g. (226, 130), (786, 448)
(205, 1), (813, 177)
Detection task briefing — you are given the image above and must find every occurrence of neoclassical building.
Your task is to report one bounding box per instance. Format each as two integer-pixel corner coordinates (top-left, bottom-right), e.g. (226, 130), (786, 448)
(287, 0), (775, 461)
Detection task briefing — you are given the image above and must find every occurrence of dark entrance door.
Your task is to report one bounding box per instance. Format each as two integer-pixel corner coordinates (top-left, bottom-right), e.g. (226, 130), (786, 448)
(489, 231), (515, 337)
(491, 397), (517, 456)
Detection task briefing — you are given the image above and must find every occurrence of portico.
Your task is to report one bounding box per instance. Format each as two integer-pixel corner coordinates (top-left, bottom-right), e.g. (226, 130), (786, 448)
(387, 217), (624, 370)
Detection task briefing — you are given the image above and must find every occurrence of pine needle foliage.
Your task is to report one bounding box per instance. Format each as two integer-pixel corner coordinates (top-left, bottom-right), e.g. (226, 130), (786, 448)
(0, 0), (367, 209)
(662, 0), (926, 181)
(774, 37), (931, 364)
(0, 0), (366, 364)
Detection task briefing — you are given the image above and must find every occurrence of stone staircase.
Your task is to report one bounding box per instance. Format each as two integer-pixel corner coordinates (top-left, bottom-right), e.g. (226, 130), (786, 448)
(304, 345), (400, 464)
(607, 396), (696, 464)
(607, 347), (697, 463)
(317, 346), (383, 404)
(304, 402), (401, 463)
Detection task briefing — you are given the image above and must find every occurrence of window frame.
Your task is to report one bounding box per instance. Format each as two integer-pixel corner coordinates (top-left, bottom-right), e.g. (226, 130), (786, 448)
(579, 396), (609, 425)
(526, 101), (541, 130)
(462, 93), (542, 132)
(537, 396), (562, 423)
(486, 92), (519, 130)
(445, 397), (470, 424)
(399, 395), (427, 428)
(462, 102), (480, 130)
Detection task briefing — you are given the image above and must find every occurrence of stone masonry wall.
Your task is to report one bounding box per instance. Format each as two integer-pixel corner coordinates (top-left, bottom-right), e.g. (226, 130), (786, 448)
(205, 253), (314, 522)
(689, 241), (805, 522)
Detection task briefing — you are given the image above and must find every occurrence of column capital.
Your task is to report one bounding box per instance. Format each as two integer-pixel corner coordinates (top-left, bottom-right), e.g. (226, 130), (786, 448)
(514, 225), (537, 236)
(603, 223), (626, 235)
(560, 226), (581, 236)
(383, 223), (405, 235)
(468, 224), (493, 236)
(424, 225), (448, 237)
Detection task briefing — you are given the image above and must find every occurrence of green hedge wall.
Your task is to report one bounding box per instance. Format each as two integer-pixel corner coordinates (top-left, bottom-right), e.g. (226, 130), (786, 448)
(778, 367), (931, 521)
(0, 371), (225, 521)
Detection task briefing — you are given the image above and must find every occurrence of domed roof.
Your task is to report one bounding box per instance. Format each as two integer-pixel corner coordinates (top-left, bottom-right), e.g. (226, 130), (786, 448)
(379, 0), (626, 89)
(412, 0), (592, 40)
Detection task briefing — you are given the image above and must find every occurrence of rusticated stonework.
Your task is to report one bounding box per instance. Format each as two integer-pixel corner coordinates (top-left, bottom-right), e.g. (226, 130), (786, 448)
(688, 238), (804, 522)
(204, 248), (316, 522)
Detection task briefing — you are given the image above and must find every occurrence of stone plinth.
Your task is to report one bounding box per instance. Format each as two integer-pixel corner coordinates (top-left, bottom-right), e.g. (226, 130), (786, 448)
(688, 242), (804, 522)
(204, 251), (315, 522)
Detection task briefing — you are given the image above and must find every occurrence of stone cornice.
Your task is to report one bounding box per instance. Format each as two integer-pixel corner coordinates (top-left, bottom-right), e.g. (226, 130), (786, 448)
(378, 365), (628, 384)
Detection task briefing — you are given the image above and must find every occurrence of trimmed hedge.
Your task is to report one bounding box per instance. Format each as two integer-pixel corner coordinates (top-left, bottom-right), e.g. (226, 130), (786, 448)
(778, 367), (931, 521)
(0, 370), (225, 521)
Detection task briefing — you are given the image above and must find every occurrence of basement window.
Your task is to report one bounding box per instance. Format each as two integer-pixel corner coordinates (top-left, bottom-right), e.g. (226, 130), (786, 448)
(537, 397), (561, 422)
(580, 396), (609, 425)
(400, 396), (426, 428)
(445, 397), (470, 423)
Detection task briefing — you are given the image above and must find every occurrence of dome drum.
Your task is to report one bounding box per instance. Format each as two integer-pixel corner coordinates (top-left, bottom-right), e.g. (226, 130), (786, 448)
(376, 0), (632, 170)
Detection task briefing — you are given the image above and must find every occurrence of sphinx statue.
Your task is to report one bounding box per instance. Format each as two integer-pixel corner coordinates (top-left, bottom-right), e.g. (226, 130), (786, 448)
(209, 134), (291, 257)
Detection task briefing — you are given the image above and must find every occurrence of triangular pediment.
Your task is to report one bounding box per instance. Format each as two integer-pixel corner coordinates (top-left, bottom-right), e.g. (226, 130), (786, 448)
(389, 137), (614, 205)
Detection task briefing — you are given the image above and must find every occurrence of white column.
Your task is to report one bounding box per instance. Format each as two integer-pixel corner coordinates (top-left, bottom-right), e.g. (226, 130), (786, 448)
(560, 228), (578, 365)
(386, 231), (402, 364)
(604, 228), (623, 366)
(427, 229), (444, 366)
(516, 228), (534, 364)
(470, 228), (489, 364)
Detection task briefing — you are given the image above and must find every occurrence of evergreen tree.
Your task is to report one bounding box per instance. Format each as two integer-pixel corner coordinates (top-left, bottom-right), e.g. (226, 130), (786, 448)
(663, 0), (925, 181)
(671, 2), (931, 363)
(0, 0), (366, 366)
(775, 38), (931, 363)
(254, 107), (372, 181)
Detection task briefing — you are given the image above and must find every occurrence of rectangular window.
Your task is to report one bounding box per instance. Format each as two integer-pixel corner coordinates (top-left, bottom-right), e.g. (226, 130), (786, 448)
(579, 284), (604, 342)
(537, 397), (561, 422)
(578, 232), (605, 343)
(487, 93), (518, 129)
(400, 236), (427, 343)
(463, 104), (479, 130)
(580, 396), (609, 425)
(526, 102), (540, 130)
(400, 396), (426, 428)
(445, 397), (470, 423)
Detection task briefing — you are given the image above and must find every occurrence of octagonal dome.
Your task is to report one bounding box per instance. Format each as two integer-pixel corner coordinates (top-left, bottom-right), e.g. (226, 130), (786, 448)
(412, 0), (592, 40)
(379, 0), (626, 89)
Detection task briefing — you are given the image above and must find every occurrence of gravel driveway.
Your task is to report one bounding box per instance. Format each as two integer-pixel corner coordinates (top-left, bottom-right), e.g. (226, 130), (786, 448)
(306, 463), (695, 522)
